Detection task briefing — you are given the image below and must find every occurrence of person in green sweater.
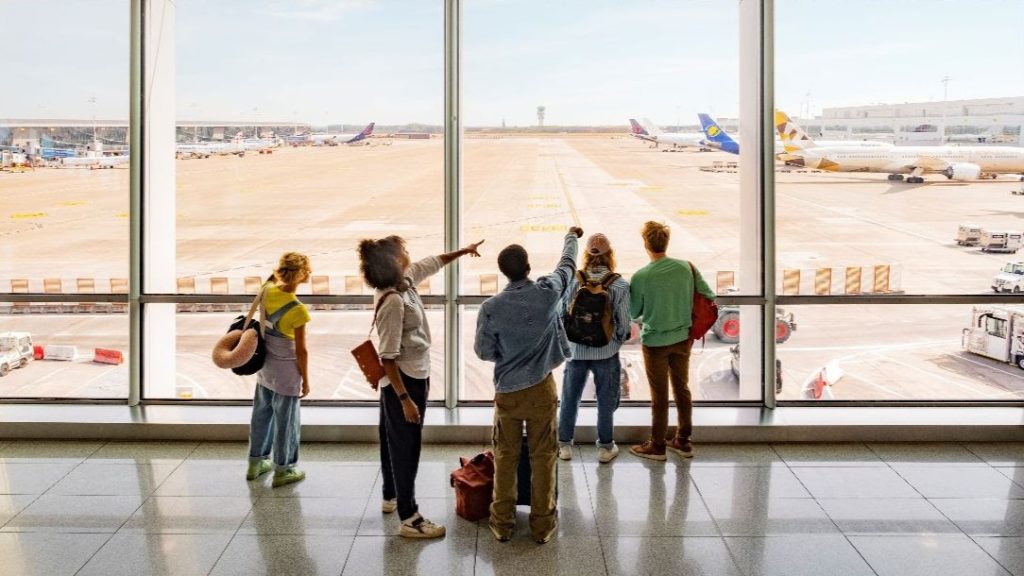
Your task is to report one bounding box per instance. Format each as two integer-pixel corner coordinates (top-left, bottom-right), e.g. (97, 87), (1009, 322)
(628, 221), (716, 461)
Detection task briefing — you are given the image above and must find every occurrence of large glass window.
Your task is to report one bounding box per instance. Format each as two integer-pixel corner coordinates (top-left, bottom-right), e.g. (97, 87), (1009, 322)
(143, 0), (445, 400)
(777, 304), (1024, 401)
(0, 1), (129, 398)
(460, 0), (762, 401)
(462, 0), (745, 293)
(775, 0), (1024, 402)
(462, 304), (765, 402)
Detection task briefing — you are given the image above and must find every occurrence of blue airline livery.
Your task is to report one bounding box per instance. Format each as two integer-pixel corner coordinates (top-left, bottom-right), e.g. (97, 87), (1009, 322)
(697, 113), (739, 155)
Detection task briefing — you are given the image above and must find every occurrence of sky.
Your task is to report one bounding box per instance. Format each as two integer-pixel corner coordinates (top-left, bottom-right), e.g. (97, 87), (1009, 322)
(1, 0), (1022, 127)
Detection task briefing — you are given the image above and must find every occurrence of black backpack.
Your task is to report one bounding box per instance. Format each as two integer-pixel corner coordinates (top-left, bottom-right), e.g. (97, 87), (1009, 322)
(564, 270), (620, 347)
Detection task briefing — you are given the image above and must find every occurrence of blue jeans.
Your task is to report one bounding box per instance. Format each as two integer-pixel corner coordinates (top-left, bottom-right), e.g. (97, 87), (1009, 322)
(558, 355), (621, 448)
(248, 384), (301, 471)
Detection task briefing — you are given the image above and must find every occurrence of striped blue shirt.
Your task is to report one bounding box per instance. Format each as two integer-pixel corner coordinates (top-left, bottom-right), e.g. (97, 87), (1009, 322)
(563, 265), (631, 361)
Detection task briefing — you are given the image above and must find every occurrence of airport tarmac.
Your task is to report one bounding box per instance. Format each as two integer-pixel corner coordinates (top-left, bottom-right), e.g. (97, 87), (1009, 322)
(2, 135), (1024, 401)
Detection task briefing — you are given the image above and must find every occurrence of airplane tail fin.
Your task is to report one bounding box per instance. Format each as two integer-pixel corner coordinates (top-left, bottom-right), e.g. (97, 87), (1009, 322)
(629, 119), (648, 136)
(640, 118), (663, 136)
(775, 110), (816, 151)
(348, 122), (375, 143)
(697, 113), (736, 147)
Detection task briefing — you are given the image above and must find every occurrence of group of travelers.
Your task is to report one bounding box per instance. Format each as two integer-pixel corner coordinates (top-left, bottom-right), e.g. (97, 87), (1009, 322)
(242, 220), (715, 544)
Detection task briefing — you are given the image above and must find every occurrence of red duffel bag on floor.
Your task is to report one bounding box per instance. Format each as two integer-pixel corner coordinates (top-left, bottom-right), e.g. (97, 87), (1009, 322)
(451, 451), (495, 522)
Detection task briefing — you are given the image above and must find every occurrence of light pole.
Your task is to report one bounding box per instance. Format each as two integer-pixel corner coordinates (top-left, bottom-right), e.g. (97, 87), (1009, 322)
(88, 95), (97, 152)
(940, 76), (952, 143)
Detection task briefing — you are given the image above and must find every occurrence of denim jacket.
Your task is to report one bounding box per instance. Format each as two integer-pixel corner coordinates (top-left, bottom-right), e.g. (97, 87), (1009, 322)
(474, 232), (578, 393)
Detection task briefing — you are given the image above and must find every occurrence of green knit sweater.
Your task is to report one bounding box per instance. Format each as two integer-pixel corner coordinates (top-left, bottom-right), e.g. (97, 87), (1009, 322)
(629, 257), (716, 347)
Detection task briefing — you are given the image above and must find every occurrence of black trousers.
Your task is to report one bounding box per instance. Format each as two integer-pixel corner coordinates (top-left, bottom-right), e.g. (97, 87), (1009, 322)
(379, 371), (429, 521)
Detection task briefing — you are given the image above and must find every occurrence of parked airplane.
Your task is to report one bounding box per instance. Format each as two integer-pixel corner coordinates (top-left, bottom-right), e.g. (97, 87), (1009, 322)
(285, 122), (375, 146)
(775, 111), (1024, 183)
(629, 118), (707, 150)
(176, 136), (277, 158)
(56, 155), (129, 168)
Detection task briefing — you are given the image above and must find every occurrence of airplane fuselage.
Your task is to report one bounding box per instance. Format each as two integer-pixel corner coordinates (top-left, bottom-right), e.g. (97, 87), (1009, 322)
(653, 133), (705, 148)
(793, 145), (1024, 175)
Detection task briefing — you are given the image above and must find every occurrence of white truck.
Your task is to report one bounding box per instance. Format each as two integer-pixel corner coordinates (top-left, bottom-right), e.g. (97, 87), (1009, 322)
(992, 262), (1024, 293)
(0, 332), (33, 377)
(963, 306), (1024, 370)
(979, 230), (1023, 253)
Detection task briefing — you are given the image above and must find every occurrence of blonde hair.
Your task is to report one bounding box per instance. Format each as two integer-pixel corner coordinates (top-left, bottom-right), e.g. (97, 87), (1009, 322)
(641, 221), (670, 253)
(271, 252), (311, 285)
(582, 249), (616, 272)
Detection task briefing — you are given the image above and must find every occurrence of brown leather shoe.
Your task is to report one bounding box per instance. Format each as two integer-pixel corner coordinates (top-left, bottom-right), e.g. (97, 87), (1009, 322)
(665, 437), (694, 459)
(629, 439), (667, 461)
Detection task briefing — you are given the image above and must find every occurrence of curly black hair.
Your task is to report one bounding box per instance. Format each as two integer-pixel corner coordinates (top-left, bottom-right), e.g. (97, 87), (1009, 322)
(358, 236), (406, 290)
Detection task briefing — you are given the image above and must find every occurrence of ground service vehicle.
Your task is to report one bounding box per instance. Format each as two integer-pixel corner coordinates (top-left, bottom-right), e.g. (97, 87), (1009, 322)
(955, 224), (982, 246)
(0, 332), (33, 377)
(713, 306), (796, 344)
(979, 230), (1023, 253)
(992, 262), (1024, 293)
(963, 305), (1024, 369)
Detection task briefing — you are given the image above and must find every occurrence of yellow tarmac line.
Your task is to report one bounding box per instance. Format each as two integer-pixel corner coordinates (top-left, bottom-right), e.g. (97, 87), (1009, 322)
(10, 212), (47, 220)
(553, 158), (581, 228)
(519, 224), (565, 232)
(60, 201), (87, 207)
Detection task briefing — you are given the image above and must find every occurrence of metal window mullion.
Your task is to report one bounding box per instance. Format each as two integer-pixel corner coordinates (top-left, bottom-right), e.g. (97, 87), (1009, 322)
(128, 0), (144, 407)
(760, 0), (777, 410)
(444, 0), (462, 410)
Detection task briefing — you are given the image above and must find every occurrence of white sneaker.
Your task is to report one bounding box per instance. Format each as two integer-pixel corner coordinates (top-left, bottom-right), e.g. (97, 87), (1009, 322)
(558, 444), (573, 461)
(399, 514), (446, 539)
(382, 498), (397, 514)
(598, 444), (620, 463)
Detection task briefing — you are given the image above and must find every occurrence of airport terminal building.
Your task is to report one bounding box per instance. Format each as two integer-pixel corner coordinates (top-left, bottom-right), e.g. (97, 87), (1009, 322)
(814, 96), (1024, 144)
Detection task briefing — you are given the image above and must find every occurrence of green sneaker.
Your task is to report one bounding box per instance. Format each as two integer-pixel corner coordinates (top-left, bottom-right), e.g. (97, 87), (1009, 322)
(272, 468), (306, 487)
(246, 459), (272, 481)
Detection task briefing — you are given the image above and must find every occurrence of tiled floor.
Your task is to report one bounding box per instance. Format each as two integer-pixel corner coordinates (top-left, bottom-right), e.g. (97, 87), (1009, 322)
(0, 440), (1020, 576)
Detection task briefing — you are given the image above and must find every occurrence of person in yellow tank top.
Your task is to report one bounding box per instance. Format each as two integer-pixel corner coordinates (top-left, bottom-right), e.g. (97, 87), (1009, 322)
(246, 252), (313, 488)
(262, 282), (312, 340)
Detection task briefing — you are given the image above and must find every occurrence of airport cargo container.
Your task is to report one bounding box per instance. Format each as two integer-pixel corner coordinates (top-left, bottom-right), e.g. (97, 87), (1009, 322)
(979, 230), (1023, 253)
(955, 224), (983, 246)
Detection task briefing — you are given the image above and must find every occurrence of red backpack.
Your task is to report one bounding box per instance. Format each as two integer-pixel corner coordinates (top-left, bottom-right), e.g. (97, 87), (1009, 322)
(688, 261), (718, 341)
(450, 451), (495, 522)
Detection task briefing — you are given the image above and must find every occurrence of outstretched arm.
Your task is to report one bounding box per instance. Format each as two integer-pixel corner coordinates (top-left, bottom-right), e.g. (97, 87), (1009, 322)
(439, 240), (485, 265)
(538, 227), (582, 295)
(407, 240), (485, 285)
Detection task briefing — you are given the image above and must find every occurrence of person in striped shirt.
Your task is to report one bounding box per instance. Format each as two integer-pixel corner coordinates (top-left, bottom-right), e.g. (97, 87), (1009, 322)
(557, 233), (632, 464)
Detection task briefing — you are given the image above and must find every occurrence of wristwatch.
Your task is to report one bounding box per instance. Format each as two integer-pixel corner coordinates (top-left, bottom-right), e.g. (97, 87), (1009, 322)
(398, 392), (410, 401)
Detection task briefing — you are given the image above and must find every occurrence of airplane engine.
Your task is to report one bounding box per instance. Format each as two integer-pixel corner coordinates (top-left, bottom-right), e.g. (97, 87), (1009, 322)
(943, 162), (982, 181)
